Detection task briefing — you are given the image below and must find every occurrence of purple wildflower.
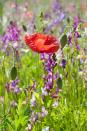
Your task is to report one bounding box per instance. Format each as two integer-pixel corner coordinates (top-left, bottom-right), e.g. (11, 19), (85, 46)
(32, 80), (36, 89)
(53, 13), (65, 25)
(44, 12), (52, 19)
(52, 101), (59, 108)
(41, 88), (48, 96)
(11, 78), (19, 87)
(74, 31), (81, 38)
(52, 0), (61, 14)
(28, 16), (36, 33)
(73, 16), (80, 30)
(1, 22), (20, 51)
(74, 31), (81, 50)
(80, 59), (83, 64)
(44, 12), (65, 33)
(40, 53), (57, 91)
(14, 87), (20, 94)
(68, 16), (81, 49)
(29, 112), (38, 123)
(30, 94), (36, 107)
(61, 59), (67, 68)
(44, 0), (66, 33)
(41, 107), (48, 117)
(53, 73), (60, 80)
(68, 35), (72, 45)
(5, 78), (20, 94)
(76, 44), (80, 50)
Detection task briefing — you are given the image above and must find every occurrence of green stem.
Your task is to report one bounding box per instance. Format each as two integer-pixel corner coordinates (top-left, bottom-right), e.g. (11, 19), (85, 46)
(12, 47), (15, 67)
(2, 56), (6, 131)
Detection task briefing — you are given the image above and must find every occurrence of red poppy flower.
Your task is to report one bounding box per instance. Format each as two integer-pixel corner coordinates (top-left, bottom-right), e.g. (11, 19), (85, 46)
(24, 33), (60, 53)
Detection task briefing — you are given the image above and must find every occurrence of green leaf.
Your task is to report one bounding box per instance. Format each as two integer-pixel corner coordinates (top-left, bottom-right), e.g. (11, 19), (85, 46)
(60, 34), (67, 49)
(56, 77), (62, 88)
(11, 66), (17, 80)
(35, 11), (44, 32)
(22, 25), (27, 32)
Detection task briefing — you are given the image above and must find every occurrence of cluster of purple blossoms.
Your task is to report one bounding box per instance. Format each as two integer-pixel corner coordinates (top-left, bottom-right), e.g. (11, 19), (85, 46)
(68, 16), (81, 50)
(60, 59), (67, 68)
(1, 21), (20, 51)
(73, 16), (80, 30)
(52, 0), (61, 13)
(27, 111), (38, 130)
(5, 78), (20, 94)
(41, 106), (48, 117)
(44, 0), (66, 33)
(44, 13), (65, 33)
(74, 31), (81, 38)
(41, 53), (57, 91)
(30, 94), (36, 107)
(68, 34), (72, 45)
(32, 80), (36, 90)
(26, 106), (48, 130)
(73, 16), (81, 39)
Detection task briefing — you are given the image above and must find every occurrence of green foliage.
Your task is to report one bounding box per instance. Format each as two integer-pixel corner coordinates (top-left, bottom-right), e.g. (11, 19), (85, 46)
(56, 77), (62, 88)
(60, 34), (68, 49)
(11, 66), (17, 80)
(0, 43), (87, 131)
(0, 1), (87, 131)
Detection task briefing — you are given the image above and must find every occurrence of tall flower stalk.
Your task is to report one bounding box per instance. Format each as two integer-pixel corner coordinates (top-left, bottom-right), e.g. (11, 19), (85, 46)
(1, 21), (20, 52)
(1, 55), (7, 130)
(41, 53), (57, 91)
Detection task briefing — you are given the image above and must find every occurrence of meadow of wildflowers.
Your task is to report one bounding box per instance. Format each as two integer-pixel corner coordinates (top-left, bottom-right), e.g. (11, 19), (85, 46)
(0, 0), (87, 131)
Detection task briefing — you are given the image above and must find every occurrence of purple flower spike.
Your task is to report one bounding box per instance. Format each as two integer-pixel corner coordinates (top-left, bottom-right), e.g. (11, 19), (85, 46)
(44, 12), (51, 19)
(74, 31), (81, 38)
(73, 16), (80, 30)
(11, 78), (19, 87)
(41, 53), (57, 91)
(41, 107), (48, 117)
(52, 0), (61, 13)
(5, 78), (20, 94)
(14, 87), (20, 94)
(44, 13), (65, 33)
(32, 80), (36, 89)
(53, 73), (59, 80)
(44, 0), (66, 33)
(1, 22), (20, 51)
(68, 35), (72, 45)
(76, 44), (80, 50)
